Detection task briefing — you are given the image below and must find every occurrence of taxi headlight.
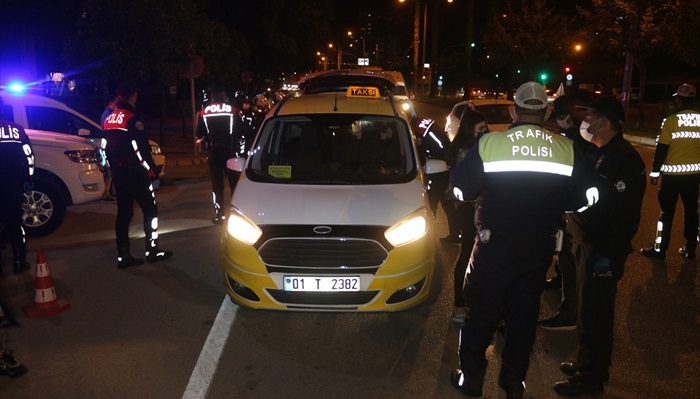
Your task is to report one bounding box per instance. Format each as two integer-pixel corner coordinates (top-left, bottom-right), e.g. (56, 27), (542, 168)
(384, 208), (428, 247)
(226, 208), (262, 245)
(401, 101), (411, 111)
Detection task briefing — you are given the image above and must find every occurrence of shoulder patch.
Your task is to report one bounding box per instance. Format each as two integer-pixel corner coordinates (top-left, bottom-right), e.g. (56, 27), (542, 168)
(135, 121), (145, 131)
(614, 180), (626, 192)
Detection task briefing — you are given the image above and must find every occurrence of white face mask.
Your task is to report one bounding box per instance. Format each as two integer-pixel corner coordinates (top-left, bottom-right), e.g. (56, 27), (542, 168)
(579, 119), (601, 142)
(557, 114), (573, 130)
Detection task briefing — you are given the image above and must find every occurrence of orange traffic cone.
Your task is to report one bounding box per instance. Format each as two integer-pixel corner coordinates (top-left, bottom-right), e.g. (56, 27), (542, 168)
(22, 250), (71, 317)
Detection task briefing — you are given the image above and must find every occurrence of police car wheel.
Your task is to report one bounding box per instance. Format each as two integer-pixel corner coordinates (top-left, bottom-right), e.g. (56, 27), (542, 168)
(21, 178), (67, 237)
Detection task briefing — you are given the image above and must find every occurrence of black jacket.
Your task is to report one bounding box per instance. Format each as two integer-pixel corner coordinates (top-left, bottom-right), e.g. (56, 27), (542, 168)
(567, 134), (646, 257)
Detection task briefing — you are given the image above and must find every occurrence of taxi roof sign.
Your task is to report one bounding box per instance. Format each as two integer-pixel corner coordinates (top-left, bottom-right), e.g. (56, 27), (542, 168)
(347, 86), (380, 98)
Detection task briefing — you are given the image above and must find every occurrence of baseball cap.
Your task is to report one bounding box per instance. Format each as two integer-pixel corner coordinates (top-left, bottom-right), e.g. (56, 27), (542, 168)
(578, 95), (625, 125)
(116, 81), (137, 98)
(673, 83), (696, 98)
(514, 81), (548, 110)
(567, 89), (593, 105)
(549, 95), (569, 120)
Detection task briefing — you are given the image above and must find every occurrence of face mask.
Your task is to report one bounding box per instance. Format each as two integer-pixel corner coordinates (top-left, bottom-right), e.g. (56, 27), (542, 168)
(579, 119), (602, 142)
(556, 115), (573, 130)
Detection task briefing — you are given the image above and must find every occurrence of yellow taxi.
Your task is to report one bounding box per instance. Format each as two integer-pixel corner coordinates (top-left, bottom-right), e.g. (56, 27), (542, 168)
(220, 74), (446, 311)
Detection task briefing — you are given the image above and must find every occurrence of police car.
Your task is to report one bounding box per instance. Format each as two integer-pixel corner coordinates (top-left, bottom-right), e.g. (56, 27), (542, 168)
(1, 88), (165, 236)
(220, 73), (447, 311)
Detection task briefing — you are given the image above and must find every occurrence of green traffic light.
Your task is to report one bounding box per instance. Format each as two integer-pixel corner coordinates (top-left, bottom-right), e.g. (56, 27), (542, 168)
(540, 73), (548, 81)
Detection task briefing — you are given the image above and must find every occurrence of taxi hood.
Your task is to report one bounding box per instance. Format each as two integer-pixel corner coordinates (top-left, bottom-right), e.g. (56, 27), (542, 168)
(231, 178), (427, 227)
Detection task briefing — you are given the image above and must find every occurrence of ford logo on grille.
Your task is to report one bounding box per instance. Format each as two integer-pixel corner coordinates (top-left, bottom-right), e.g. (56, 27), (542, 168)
(313, 226), (332, 235)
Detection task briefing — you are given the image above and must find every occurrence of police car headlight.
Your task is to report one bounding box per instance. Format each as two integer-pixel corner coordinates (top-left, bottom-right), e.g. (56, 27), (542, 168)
(64, 150), (99, 164)
(385, 208), (428, 247)
(226, 207), (262, 245)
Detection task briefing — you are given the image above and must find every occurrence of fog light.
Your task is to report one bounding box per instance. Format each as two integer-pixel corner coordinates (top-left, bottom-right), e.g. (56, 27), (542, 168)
(404, 285), (417, 296)
(226, 275), (260, 302)
(83, 183), (101, 192)
(386, 277), (426, 304)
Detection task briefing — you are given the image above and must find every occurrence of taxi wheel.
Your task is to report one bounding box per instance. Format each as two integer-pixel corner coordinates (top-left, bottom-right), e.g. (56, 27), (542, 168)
(21, 178), (67, 237)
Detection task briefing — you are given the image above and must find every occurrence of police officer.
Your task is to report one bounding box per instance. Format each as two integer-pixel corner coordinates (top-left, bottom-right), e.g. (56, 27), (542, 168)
(103, 82), (172, 268)
(0, 94), (34, 275)
(641, 83), (700, 260)
(196, 85), (252, 224)
(553, 96), (646, 396)
(539, 89), (595, 330)
(449, 82), (599, 399)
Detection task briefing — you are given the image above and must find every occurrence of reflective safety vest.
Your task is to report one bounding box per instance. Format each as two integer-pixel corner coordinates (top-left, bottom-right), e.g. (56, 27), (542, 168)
(656, 109), (700, 175)
(479, 124), (574, 176)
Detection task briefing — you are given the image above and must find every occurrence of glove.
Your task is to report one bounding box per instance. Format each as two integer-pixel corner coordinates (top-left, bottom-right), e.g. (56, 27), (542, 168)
(152, 179), (160, 191)
(591, 255), (613, 278)
(23, 182), (35, 193)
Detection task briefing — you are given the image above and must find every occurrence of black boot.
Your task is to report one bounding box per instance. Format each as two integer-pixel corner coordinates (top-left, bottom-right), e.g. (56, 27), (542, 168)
(12, 259), (30, 275)
(0, 350), (28, 378)
(450, 362), (487, 397)
(117, 243), (144, 269)
(11, 245), (29, 275)
(146, 247), (173, 263)
(212, 211), (226, 225)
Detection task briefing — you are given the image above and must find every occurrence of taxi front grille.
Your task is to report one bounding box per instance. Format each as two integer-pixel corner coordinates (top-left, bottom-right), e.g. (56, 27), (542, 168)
(258, 238), (388, 274)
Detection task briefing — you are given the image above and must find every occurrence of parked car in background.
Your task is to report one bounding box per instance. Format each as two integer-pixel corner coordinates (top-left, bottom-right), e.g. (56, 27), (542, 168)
(445, 98), (514, 141)
(1, 89), (165, 236)
(1, 90), (105, 236)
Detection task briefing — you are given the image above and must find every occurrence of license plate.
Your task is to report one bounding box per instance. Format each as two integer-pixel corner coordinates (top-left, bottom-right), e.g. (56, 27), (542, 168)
(283, 276), (360, 292)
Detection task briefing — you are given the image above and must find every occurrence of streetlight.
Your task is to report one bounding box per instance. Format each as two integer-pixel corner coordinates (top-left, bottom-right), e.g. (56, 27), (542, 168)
(316, 51), (328, 71)
(399, 0), (422, 95)
(399, 0), (454, 96)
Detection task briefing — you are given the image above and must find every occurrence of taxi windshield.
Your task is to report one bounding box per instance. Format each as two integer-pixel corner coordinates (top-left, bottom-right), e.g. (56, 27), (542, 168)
(246, 114), (417, 184)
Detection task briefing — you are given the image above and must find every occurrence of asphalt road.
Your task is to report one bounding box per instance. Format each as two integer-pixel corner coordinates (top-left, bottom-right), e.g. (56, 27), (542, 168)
(0, 101), (697, 398)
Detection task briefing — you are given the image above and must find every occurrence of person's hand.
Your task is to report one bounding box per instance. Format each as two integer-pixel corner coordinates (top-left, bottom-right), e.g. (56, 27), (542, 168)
(591, 255), (612, 278)
(650, 176), (659, 185)
(23, 182), (34, 193)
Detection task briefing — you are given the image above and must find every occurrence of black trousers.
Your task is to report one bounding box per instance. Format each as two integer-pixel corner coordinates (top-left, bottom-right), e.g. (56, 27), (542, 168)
(556, 232), (578, 322)
(453, 202), (477, 308)
(111, 166), (158, 252)
(0, 178), (25, 258)
(459, 234), (554, 382)
(656, 173), (700, 251)
(572, 242), (625, 383)
(208, 148), (239, 215)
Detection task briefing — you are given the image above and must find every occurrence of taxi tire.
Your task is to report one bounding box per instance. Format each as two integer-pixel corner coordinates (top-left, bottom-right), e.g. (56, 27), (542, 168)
(21, 177), (67, 237)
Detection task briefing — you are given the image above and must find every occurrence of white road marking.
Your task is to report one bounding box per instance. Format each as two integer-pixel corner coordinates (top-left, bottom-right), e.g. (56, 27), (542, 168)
(182, 297), (238, 399)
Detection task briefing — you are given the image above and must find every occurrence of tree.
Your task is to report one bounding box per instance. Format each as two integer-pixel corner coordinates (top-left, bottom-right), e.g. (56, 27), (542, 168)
(481, 0), (572, 97)
(656, 0), (700, 67)
(578, 0), (664, 127)
(67, 0), (247, 91)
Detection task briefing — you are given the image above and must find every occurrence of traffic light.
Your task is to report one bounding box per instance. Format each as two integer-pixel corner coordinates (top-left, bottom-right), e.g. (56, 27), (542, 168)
(540, 73), (548, 83)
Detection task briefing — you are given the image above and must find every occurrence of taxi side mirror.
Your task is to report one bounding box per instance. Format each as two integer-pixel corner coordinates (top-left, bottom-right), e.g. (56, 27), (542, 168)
(226, 157), (246, 173)
(424, 159), (448, 175)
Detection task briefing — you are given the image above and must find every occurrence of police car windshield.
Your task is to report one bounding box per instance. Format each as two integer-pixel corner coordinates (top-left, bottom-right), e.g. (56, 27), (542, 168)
(246, 115), (417, 184)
